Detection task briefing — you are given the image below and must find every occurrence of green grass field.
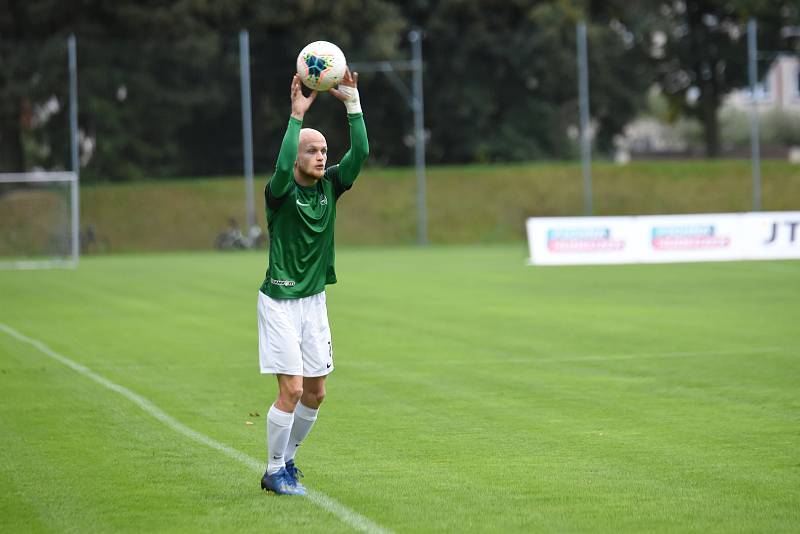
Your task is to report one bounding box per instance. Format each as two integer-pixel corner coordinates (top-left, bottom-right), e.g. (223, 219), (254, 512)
(1, 245), (798, 532)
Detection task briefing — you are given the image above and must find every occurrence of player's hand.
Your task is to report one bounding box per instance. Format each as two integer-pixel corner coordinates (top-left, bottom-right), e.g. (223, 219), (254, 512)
(330, 67), (358, 95)
(330, 68), (362, 114)
(291, 74), (317, 120)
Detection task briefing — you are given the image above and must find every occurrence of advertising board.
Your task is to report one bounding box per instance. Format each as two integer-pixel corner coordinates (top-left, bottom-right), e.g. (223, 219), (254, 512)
(526, 212), (800, 265)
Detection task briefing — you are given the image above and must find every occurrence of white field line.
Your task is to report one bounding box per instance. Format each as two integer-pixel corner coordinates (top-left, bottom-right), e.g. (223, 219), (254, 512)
(0, 323), (391, 534)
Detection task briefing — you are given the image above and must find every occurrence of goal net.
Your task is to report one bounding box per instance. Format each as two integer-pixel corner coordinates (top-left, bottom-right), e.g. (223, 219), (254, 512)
(0, 172), (79, 269)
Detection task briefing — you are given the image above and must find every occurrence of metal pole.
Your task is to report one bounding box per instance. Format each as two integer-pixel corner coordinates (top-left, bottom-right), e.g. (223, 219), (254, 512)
(410, 29), (428, 246)
(240, 30), (256, 231)
(68, 34), (80, 266)
(748, 19), (762, 212)
(577, 21), (593, 216)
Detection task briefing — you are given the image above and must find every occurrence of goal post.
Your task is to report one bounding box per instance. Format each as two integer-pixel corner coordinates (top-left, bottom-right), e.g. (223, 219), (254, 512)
(0, 172), (80, 269)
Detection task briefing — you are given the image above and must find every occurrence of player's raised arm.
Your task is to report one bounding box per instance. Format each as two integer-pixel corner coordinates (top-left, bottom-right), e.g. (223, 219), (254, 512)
(329, 68), (369, 188)
(268, 75), (318, 200)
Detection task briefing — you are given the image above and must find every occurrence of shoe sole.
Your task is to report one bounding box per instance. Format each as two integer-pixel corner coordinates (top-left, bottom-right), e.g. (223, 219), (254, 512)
(261, 481), (305, 496)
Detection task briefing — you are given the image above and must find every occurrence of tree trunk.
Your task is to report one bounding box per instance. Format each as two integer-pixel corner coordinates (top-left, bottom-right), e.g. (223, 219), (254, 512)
(0, 99), (25, 172)
(699, 89), (720, 158)
(685, 0), (721, 159)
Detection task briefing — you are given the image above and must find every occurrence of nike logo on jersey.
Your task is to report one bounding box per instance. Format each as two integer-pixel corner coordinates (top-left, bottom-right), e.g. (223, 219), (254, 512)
(296, 200), (310, 207)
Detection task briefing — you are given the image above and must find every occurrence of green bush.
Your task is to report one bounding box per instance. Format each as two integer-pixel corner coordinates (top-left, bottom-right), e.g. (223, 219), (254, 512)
(719, 108), (800, 149)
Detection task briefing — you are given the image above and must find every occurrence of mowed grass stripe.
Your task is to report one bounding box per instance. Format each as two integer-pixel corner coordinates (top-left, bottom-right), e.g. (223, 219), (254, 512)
(328, 247), (800, 531)
(1, 246), (798, 532)
(0, 336), (359, 534)
(0, 336), (260, 533)
(0, 323), (391, 534)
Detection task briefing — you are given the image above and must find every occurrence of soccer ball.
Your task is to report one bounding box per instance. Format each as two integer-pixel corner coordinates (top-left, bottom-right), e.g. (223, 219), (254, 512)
(296, 41), (347, 91)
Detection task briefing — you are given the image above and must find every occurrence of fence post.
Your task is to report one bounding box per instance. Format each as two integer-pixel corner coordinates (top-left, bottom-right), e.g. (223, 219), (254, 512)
(409, 29), (428, 245)
(240, 30), (256, 230)
(68, 35), (80, 265)
(577, 21), (592, 216)
(747, 19), (761, 212)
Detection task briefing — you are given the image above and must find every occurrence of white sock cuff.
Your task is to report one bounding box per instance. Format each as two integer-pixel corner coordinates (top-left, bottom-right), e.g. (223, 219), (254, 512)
(268, 405), (294, 427)
(294, 402), (318, 422)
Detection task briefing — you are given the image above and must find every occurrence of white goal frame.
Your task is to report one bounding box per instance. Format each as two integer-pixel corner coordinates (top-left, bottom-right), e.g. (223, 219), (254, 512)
(0, 171), (79, 270)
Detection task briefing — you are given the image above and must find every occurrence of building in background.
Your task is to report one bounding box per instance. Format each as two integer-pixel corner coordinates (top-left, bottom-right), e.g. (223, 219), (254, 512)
(725, 54), (800, 112)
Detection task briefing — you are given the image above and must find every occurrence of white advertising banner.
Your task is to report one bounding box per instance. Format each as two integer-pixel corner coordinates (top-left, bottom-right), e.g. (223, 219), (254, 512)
(525, 216), (636, 265)
(637, 213), (742, 263)
(740, 211), (800, 260)
(526, 212), (800, 265)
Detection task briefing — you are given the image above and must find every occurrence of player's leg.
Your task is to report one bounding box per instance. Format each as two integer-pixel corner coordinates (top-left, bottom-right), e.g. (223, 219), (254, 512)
(257, 292), (306, 495)
(301, 376), (326, 408)
(267, 373), (303, 474)
(284, 376), (325, 464)
(284, 292), (333, 480)
(262, 377), (306, 494)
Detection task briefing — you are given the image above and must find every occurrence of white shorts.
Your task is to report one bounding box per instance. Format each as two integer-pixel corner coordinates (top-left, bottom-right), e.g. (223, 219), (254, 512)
(257, 290), (334, 377)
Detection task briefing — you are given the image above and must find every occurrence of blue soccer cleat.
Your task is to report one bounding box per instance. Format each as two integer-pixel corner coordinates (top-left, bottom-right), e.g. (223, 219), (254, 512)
(261, 467), (306, 496)
(284, 459), (306, 490)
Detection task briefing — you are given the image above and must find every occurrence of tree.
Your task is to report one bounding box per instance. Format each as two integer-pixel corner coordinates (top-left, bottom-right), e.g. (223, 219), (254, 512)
(595, 0), (799, 157)
(0, 0), (73, 172)
(234, 0), (408, 172)
(0, 0), (410, 178)
(0, 0), (232, 179)
(393, 0), (653, 163)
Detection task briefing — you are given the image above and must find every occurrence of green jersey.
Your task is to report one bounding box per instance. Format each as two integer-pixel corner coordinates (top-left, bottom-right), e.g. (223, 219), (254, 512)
(260, 113), (368, 299)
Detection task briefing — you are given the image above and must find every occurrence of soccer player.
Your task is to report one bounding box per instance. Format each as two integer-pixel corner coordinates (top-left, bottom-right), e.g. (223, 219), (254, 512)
(259, 68), (368, 496)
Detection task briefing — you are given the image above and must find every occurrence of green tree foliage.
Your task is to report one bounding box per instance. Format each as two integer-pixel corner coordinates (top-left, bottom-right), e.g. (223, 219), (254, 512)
(0, 0), (73, 172)
(395, 0), (652, 162)
(594, 0), (800, 157)
(0, 0), (237, 180)
(0, 0), (407, 180)
(3, 0), (797, 177)
(234, 0), (407, 174)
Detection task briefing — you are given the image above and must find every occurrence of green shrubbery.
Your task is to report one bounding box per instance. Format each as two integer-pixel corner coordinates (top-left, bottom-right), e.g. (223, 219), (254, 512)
(718, 108), (800, 150)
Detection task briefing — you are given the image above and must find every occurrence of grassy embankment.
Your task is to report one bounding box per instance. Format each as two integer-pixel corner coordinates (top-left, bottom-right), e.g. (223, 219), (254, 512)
(72, 160), (800, 251)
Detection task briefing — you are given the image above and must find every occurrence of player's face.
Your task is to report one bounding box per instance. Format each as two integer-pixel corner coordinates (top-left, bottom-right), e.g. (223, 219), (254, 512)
(297, 139), (327, 180)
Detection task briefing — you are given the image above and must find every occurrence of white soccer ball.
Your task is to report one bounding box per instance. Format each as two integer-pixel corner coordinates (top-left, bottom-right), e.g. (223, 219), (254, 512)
(296, 41), (347, 91)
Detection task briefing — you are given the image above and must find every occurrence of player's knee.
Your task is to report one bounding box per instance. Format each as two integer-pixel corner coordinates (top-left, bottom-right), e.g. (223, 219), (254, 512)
(302, 388), (325, 408)
(311, 389), (325, 406)
(282, 385), (303, 405)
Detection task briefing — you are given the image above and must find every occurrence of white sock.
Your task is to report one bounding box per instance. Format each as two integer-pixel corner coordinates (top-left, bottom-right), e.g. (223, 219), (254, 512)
(284, 402), (319, 462)
(266, 405), (294, 475)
